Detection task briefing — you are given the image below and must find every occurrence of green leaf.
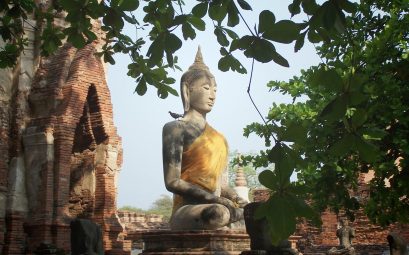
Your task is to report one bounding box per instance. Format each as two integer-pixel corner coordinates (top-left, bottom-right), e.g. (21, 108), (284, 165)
(188, 16), (205, 31)
(127, 63), (141, 78)
(348, 73), (367, 92)
(349, 91), (367, 105)
(103, 52), (116, 65)
(8, 5), (22, 18)
(163, 84), (178, 96)
(218, 56), (230, 72)
(103, 8), (124, 29)
(0, 44), (19, 68)
(362, 128), (387, 141)
(237, 0), (252, 10)
(267, 143), (294, 185)
(263, 20), (299, 44)
(20, 0), (35, 12)
(258, 10), (275, 34)
(322, 1), (336, 30)
(157, 86), (169, 99)
(192, 2), (208, 18)
(280, 122), (307, 143)
(123, 13), (138, 24)
(118, 0), (139, 11)
(316, 27), (331, 43)
(258, 170), (277, 190)
(67, 32), (86, 48)
(223, 28), (239, 39)
(265, 195), (297, 245)
(329, 134), (356, 157)
(208, 1), (228, 22)
(166, 50), (174, 66)
(218, 54), (247, 74)
(286, 194), (312, 217)
(301, 0), (319, 15)
(319, 95), (347, 122)
(147, 35), (164, 66)
(288, 0), (301, 16)
(307, 29), (321, 43)
(294, 31), (306, 52)
(321, 69), (344, 92)
(244, 38), (275, 63)
(351, 108), (367, 129)
(271, 50), (289, 67)
(182, 23), (196, 40)
(334, 9), (346, 34)
(172, 14), (187, 26)
(214, 28), (229, 47)
(220, 47), (228, 56)
(135, 78), (147, 95)
(60, 0), (79, 11)
(355, 137), (379, 163)
(83, 30), (97, 42)
(338, 0), (357, 13)
(227, 2), (240, 27)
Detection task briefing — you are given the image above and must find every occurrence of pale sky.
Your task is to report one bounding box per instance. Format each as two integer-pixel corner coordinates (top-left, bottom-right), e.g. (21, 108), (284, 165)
(108, 2), (321, 209)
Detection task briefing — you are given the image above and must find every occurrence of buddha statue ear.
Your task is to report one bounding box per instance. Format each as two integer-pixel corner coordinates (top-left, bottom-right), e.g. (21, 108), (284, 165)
(182, 82), (190, 112)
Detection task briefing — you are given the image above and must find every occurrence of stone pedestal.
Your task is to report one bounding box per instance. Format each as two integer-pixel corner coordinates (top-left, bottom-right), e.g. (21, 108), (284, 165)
(241, 250), (299, 255)
(140, 229), (250, 255)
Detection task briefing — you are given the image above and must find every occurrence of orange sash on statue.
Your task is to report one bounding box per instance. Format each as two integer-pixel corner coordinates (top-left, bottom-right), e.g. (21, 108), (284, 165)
(173, 124), (228, 212)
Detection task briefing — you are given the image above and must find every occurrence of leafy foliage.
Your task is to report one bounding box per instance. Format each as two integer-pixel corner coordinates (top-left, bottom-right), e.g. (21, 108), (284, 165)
(119, 194), (173, 220)
(243, 0), (409, 244)
(118, 205), (146, 213)
(146, 194), (173, 220)
(1, 0), (352, 96)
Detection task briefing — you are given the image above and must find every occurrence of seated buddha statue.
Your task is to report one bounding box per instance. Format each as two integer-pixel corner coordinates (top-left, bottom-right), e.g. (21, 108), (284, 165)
(162, 47), (246, 230)
(327, 219), (356, 255)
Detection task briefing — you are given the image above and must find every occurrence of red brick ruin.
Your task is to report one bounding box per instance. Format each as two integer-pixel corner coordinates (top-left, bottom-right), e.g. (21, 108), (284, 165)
(0, 16), (131, 253)
(254, 173), (409, 255)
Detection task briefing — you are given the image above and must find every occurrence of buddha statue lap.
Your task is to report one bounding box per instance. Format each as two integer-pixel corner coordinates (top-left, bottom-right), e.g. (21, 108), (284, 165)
(162, 47), (246, 230)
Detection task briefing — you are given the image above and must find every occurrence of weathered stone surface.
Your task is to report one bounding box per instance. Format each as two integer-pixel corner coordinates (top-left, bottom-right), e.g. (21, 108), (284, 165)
(162, 47), (245, 231)
(138, 229), (250, 255)
(70, 219), (104, 255)
(7, 157), (28, 213)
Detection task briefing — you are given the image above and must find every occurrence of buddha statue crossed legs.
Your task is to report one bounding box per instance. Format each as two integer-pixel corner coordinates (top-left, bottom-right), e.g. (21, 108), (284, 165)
(162, 47), (246, 230)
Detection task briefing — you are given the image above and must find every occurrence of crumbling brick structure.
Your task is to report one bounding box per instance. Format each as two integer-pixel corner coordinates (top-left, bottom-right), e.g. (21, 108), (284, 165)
(0, 15), (130, 255)
(253, 173), (409, 255)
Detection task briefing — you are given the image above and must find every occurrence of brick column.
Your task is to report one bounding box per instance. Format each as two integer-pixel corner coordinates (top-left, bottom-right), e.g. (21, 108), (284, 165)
(3, 212), (25, 255)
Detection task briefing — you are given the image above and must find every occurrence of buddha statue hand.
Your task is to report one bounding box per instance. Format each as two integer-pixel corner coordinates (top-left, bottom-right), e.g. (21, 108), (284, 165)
(215, 197), (243, 223)
(234, 196), (249, 208)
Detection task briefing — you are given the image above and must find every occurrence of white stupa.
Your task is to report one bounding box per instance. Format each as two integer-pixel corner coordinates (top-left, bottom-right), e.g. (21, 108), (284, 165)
(233, 154), (250, 203)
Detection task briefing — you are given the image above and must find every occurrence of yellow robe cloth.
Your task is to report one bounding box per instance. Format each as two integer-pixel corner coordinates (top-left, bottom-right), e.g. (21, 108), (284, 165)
(173, 124), (228, 212)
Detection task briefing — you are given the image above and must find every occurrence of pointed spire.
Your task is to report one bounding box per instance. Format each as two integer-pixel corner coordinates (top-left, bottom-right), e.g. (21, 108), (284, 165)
(194, 46), (203, 64)
(188, 45), (209, 71)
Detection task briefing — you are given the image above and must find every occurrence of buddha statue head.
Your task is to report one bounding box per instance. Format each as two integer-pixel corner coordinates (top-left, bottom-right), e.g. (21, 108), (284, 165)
(180, 47), (217, 115)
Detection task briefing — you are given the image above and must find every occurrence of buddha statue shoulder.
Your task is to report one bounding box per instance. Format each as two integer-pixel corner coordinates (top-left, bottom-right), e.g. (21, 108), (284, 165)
(162, 47), (247, 230)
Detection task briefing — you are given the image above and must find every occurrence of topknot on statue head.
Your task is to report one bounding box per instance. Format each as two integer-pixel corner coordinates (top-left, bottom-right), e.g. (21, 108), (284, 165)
(180, 46), (216, 112)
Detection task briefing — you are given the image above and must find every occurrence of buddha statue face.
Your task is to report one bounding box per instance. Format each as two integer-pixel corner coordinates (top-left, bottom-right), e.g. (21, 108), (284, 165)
(181, 47), (217, 114)
(182, 72), (217, 114)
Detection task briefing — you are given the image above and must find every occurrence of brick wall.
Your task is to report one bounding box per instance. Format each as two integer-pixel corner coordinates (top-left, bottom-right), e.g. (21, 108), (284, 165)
(1, 42), (130, 255)
(0, 97), (9, 252)
(118, 211), (169, 232)
(252, 187), (409, 254)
